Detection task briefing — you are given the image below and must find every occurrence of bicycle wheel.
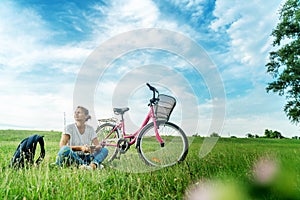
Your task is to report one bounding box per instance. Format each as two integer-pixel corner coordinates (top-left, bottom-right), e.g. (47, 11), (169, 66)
(96, 123), (120, 163)
(137, 121), (188, 167)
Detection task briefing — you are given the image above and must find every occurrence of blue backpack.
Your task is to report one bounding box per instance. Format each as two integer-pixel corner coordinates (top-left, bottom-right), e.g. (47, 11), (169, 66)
(10, 134), (45, 168)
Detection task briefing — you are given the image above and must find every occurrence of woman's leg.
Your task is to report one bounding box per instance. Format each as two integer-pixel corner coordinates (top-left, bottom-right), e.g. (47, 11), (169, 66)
(90, 147), (108, 167)
(55, 146), (85, 166)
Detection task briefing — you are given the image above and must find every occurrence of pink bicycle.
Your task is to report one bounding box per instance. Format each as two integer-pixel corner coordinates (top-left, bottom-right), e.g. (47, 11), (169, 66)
(96, 83), (188, 167)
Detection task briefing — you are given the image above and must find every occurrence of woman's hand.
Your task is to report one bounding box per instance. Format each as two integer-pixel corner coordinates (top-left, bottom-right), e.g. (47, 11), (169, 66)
(95, 145), (102, 151)
(82, 144), (91, 153)
(81, 144), (101, 153)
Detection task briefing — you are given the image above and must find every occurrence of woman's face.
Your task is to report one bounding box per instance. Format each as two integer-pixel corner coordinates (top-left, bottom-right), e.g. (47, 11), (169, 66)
(74, 108), (87, 122)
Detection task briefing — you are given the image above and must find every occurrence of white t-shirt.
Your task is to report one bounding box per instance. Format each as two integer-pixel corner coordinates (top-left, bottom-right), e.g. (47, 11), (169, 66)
(64, 123), (97, 146)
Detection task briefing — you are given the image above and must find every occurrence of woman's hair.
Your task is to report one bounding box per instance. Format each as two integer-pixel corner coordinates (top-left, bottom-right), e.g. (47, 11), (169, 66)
(76, 106), (91, 122)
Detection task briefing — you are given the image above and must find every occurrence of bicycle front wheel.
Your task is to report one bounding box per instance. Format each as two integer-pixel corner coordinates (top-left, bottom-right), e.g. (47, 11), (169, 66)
(137, 121), (188, 167)
(96, 123), (120, 163)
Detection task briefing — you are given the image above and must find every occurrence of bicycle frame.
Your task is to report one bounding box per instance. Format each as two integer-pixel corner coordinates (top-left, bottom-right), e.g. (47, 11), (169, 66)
(101, 105), (164, 147)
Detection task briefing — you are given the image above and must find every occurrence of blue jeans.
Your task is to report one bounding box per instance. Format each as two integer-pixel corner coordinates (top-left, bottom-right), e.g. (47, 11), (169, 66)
(55, 146), (108, 167)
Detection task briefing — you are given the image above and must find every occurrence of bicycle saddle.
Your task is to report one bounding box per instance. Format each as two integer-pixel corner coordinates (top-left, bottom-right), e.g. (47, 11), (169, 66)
(113, 107), (129, 115)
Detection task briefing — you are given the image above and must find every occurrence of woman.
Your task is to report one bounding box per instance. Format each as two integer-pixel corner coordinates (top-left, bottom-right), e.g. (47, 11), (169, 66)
(55, 106), (108, 170)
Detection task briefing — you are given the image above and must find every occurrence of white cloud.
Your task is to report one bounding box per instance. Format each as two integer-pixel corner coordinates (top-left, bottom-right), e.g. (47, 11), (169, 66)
(222, 113), (299, 138)
(1, 89), (74, 131)
(169, 0), (205, 21)
(206, 0), (300, 137)
(0, 1), (49, 71)
(223, 83), (299, 137)
(210, 0), (284, 68)
(88, 0), (160, 41)
(87, 0), (202, 45)
(0, 1), (92, 130)
(0, 1), (92, 74)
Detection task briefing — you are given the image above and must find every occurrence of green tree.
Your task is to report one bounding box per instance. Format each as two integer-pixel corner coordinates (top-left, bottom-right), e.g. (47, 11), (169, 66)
(264, 129), (284, 138)
(264, 129), (272, 138)
(210, 132), (220, 137)
(266, 0), (300, 124)
(246, 133), (254, 138)
(270, 130), (283, 138)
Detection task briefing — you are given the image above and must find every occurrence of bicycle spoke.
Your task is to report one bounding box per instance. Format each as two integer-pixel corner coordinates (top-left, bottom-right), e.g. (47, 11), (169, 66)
(137, 121), (188, 167)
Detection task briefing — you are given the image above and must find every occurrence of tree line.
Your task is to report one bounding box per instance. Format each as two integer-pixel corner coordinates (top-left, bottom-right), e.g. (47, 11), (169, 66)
(192, 129), (300, 139)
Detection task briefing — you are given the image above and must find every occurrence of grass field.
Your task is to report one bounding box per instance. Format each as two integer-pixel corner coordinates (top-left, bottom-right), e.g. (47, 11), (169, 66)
(0, 129), (300, 200)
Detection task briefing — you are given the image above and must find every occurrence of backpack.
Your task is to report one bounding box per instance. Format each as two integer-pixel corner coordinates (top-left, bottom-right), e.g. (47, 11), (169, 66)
(10, 134), (45, 168)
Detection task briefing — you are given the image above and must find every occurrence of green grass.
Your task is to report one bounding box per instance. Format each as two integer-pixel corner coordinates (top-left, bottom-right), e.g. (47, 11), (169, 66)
(0, 130), (300, 199)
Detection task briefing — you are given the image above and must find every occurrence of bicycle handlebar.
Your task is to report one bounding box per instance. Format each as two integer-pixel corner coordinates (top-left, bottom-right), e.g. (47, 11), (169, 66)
(146, 83), (159, 105)
(146, 83), (158, 93)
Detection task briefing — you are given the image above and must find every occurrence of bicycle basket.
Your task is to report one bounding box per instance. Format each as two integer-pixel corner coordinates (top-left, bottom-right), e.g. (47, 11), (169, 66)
(154, 94), (176, 122)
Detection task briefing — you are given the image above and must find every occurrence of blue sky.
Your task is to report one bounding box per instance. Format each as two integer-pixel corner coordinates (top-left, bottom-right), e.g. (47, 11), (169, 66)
(1, 0), (299, 137)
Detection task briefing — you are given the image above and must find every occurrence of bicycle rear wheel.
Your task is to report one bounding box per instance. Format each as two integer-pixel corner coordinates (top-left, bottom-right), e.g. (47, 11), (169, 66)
(96, 123), (120, 163)
(137, 121), (188, 167)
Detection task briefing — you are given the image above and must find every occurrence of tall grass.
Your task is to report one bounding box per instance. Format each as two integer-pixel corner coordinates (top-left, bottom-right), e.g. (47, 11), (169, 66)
(0, 130), (299, 199)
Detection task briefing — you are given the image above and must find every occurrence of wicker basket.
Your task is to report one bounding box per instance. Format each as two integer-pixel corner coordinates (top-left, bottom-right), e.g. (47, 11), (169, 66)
(154, 94), (176, 121)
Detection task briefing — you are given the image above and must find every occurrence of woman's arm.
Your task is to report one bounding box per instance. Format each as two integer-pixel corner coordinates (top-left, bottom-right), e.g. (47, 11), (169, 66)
(59, 134), (87, 152)
(92, 137), (100, 146)
(59, 134), (70, 148)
